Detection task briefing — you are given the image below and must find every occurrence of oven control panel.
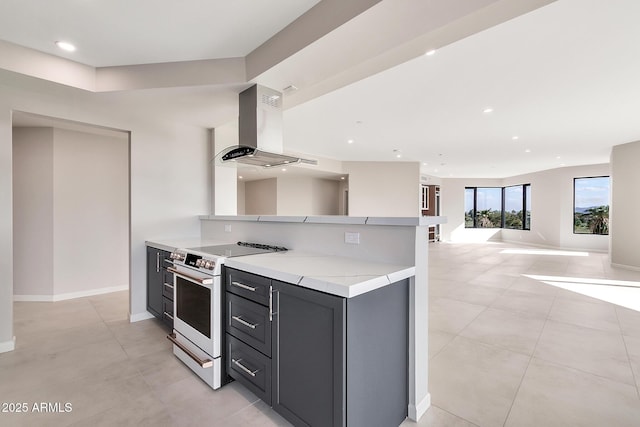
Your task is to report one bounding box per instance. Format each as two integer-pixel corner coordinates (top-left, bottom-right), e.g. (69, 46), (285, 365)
(195, 258), (215, 270)
(171, 250), (215, 271)
(170, 251), (186, 262)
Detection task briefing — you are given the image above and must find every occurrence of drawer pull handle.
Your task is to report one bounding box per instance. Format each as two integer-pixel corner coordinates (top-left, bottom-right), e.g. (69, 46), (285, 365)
(232, 315), (258, 329)
(232, 358), (259, 377)
(231, 281), (257, 292)
(163, 312), (174, 320)
(167, 333), (213, 368)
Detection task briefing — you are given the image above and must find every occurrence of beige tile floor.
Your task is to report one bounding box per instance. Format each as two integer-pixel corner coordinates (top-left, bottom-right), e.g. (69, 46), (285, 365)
(1, 242), (639, 426)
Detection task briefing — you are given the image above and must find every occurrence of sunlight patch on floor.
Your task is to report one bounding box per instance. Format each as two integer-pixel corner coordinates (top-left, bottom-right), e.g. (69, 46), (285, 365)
(523, 274), (640, 312)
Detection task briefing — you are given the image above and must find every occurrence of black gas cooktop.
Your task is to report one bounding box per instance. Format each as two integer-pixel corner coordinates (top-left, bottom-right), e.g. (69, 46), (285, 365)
(187, 241), (287, 258)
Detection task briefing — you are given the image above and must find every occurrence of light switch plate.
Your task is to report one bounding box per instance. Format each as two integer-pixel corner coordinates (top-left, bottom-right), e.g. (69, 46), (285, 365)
(345, 232), (360, 244)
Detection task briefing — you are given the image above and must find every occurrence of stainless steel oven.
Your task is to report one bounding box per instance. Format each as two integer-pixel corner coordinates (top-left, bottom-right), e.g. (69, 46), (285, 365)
(167, 253), (222, 389)
(166, 242), (287, 390)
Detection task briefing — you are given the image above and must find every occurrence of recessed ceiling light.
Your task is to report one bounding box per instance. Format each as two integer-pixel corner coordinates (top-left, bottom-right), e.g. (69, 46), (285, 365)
(396, 154), (402, 158)
(340, 177), (345, 180)
(422, 162), (428, 166)
(556, 156), (561, 159)
(55, 41), (76, 52)
(425, 49), (437, 56)
(281, 168), (287, 172)
(559, 163), (566, 167)
(347, 139), (354, 144)
(238, 176), (243, 179)
(512, 136), (519, 140)
(483, 108), (493, 114)
(525, 149), (531, 153)
(265, 164), (271, 167)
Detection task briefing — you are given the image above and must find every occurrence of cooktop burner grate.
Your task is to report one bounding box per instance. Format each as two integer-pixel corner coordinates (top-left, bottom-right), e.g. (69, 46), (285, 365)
(237, 241), (288, 252)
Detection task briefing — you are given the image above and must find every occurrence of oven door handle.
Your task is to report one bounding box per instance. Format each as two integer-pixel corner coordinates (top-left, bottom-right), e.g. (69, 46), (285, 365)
(167, 267), (213, 285)
(167, 333), (213, 368)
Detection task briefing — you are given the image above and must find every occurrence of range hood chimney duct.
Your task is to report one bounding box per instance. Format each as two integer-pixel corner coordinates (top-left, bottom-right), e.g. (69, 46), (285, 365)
(219, 84), (317, 168)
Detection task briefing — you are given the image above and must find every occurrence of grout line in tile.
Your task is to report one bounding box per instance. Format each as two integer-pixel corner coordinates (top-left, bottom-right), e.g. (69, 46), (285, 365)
(501, 271), (559, 427)
(615, 307), (640, 401)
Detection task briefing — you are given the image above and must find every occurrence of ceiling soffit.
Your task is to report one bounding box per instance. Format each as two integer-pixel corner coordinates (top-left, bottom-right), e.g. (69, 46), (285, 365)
(0, 0), (553, 95)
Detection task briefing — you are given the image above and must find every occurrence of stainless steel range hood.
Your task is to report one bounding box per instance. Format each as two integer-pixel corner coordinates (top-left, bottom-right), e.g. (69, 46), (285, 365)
(218, 84), (317, 168)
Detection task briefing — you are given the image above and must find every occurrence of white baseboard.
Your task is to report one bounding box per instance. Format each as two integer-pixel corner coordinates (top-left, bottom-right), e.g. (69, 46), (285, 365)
(0, 337), (16, 353)
(14, 285), (128, 302)
(611, 263), (640, 272)
(408, 393), (431, 422)
(129, 311), (156, 323)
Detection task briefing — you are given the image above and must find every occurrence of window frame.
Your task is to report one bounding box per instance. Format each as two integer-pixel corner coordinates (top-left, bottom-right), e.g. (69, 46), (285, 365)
(573, 176), (610, 235)
(465, 184), (530, 230)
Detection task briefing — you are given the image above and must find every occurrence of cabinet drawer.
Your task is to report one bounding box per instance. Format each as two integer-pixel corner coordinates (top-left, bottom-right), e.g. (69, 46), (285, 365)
(227, 334), (271, 405)
(162, 297), (173, 329)
(162, 279), (174, 300)
(226, 293), (271, 357)
(225, 268), (271, 306)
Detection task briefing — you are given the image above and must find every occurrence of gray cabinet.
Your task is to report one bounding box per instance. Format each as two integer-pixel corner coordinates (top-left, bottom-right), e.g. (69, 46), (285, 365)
(146, 246), (173, 329)
(225, 267), (274, 404)
(271, 279), (345, 427)
(224, 267), (409, 427)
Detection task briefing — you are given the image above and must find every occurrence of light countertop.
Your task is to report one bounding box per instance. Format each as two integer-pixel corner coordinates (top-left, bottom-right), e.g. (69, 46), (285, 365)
(224, 251), (414, 298)
(146, 239), (414, 298)
(145, 238), (233, 253)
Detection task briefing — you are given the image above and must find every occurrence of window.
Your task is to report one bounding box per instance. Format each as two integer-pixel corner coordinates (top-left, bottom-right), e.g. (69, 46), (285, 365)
(466, 184), (530, 230)
(465, 187), (503, 228)
(421, 185), (429, 210)
(504, 184), (531, 230)
(574, 176), (609, 235)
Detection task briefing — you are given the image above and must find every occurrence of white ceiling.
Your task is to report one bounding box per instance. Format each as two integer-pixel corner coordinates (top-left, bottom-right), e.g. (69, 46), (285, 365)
(0, 0), (320, 67)
(5, 0), (640, 179)
(284, 0), (640, 178)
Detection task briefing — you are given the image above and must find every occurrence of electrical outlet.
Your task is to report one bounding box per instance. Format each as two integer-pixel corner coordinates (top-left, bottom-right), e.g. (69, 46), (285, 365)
(345, 232), (360, 244)
(224, 224), (232, 233)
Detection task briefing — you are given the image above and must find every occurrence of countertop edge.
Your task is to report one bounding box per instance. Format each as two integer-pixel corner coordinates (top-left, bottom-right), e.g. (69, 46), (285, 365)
(199, 215), (447, 226)
(224, 258), (415, 299)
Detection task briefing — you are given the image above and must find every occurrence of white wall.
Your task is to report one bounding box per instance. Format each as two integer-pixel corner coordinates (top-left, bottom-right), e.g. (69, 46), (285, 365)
(14, 127), (129, 299)
(213, 122), (238, 215)
(275, 176), (340, 215)
(52, 128), (129, 296)
(237, 179), (246, 215)
(245, 178), (277, 215)
(440, 164), (610, 252)
(345, 161), (421, 217)
(277, 176), (313, 215)
(12, 128), (54, 296)
(312, 178), (340, 215)
(1, 72), (209, 348)
(243, 176), (341, 216)
(611, 141), (640, 269)
(0, 107), (13, 351)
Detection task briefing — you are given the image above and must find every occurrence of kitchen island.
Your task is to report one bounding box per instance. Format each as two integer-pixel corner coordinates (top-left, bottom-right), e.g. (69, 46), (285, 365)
(224, 254), (412, 427)
(147, 214), (445, 424)
(199, 214), (445, 424)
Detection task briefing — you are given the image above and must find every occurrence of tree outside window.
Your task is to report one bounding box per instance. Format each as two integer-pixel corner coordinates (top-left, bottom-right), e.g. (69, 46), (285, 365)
(574, 177), (609, 235)
(466, 185), (530, 230)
